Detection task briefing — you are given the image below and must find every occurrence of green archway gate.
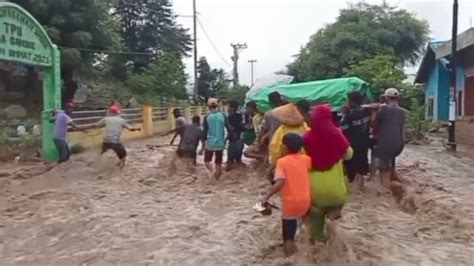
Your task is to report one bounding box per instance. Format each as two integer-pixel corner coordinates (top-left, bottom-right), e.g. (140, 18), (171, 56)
(0, 2), (61, 161)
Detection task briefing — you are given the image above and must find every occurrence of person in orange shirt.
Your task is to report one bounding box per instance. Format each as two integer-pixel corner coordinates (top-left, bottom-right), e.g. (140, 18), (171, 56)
(261, 132), (311, 257)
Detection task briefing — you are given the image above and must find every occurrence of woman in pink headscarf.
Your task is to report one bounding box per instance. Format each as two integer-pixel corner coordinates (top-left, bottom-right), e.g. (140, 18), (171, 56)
(303, 104), (353, 242)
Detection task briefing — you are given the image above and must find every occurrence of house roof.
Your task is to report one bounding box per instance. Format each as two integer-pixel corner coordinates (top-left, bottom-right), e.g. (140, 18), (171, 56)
(415, 28), (474, 84)
(414, 41), (447, 83)
(436, 28), (474, 59)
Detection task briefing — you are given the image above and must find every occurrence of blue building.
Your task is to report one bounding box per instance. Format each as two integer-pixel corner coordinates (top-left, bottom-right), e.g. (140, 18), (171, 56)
(415, 28), (474, 122)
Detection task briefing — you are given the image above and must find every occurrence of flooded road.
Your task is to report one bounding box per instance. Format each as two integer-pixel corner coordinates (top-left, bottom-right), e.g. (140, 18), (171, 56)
(1, 139), (474, 264)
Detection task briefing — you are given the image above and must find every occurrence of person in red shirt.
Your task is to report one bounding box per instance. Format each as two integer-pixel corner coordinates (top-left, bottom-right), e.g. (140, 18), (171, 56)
(261, 132), (311, 257)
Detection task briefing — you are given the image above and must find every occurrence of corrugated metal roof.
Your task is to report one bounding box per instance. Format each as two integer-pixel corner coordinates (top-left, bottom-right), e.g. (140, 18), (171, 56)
(436, 28), (474, 59)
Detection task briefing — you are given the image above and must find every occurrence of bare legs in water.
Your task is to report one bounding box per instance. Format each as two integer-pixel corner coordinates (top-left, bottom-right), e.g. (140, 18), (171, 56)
(205, 161), (222, 180)
(380, 167), (404, 202)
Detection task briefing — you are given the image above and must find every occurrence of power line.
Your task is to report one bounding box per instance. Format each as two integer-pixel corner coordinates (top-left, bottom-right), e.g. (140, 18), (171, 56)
(58, 46), (186, 56)
(196, 18), (232, 67)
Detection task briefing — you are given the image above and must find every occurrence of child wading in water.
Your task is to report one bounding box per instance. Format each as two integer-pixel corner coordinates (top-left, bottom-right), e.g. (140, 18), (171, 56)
(261, 133), (311, 257)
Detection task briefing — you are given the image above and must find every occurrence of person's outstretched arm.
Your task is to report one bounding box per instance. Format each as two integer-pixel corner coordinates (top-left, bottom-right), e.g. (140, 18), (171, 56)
(66, 115), (85, 131)
(261, 179), (284, 203)
(122, 119), (140, 132)
(261, 161), (285, 202)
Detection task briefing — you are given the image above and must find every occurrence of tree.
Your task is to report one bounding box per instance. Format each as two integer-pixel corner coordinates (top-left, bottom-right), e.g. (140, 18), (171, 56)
(287, 2), (429, 82)
(197, 57), (230, 99)
(217, 85), (250, 104)
(114, 0), (192, 73)
(346, 54), (424, 108)
(12, 0), (123, 102)
(346, 54), (406, 94)
(126, 53), (188, 101)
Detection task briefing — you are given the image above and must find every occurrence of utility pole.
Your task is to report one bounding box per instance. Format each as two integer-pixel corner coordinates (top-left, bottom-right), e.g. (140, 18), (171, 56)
(230, 43), (247, 87)
(248, 59), (257, 86)
(448, 0), (458, 151)
(193, 0), (198, 101)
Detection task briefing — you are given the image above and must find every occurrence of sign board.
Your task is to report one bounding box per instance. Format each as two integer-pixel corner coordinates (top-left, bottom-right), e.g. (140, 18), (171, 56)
(0, 5), (53, 66)
(449, 101), (456, 121)
(0, 2), (61, 162)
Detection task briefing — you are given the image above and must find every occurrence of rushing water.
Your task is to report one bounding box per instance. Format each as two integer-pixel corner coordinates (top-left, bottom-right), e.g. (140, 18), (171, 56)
(1, 140), (473, 264)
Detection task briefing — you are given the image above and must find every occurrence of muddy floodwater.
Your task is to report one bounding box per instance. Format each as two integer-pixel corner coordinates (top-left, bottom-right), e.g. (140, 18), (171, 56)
(1, 139), (474, 264)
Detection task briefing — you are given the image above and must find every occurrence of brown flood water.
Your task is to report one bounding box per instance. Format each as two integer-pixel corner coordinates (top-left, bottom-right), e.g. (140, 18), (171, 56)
(1, 139), (474, 264)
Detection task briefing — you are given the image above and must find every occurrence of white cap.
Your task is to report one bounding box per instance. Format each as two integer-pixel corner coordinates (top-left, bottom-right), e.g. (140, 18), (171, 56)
(384, 88), (400, 98)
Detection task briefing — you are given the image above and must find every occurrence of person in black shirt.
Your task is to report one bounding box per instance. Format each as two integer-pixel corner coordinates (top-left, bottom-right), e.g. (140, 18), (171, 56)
(226, 100), (245, 171)
(341, 91), (371, 189)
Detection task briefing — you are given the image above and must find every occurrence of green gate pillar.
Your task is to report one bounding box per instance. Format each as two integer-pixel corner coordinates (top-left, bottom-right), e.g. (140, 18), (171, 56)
(0, 3), (62, 162)
(41, 46), (61, 161)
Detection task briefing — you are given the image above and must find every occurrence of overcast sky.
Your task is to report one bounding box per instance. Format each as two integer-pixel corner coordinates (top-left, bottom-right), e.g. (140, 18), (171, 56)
(173, 0), (474, 87)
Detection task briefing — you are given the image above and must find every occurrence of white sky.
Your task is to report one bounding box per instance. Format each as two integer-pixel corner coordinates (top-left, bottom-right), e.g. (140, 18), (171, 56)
(173, 0), (474, 86)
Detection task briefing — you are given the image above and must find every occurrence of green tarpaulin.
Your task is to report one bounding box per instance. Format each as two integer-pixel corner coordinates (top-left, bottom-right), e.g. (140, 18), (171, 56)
(245, 77), (374, 112)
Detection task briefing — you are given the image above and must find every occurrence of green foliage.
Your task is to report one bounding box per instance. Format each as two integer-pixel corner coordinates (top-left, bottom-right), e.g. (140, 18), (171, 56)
(197, 57), (231, 99)
(12, 0), (123, 102)
(0, 132), (10, 147)
(85, 80), (132, 109)
(12, 0), (121, 71)
(346, 55), (425, 111)
(346, 55), (406, 92)
(114, 0), (192, 73)
(287, 2), (429, 82)
(406, 97), (431, 140)
(13, 0), (191, 103)
(217, 85), (250, 104)
(126, 53), (188, 102)
(0, 132), (41, 148)
(398, 83), (425, 110)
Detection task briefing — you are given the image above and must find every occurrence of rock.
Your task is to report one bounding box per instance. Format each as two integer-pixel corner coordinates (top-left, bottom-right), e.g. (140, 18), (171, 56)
(32, 125), (41, 136)
(1, 104), (27, 118)
(127, 97), (139, 108)
(73, 83), (92, 103)
(428, 127), (440, 133)
(139, 178), (157, 187)
(16, 125), (26, 136)
(0, 171), (10, 178)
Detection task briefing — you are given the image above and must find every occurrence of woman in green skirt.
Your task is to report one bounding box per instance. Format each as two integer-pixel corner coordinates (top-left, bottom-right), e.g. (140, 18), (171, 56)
(303, 104), (353, 242)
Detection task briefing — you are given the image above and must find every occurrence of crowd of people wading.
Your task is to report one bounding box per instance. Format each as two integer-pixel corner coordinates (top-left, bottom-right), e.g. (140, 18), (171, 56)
(49, 89), (406, 258)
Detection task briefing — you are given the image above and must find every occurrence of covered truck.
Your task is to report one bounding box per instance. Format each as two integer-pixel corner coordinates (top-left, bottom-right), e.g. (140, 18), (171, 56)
(245, 76), (375, 112)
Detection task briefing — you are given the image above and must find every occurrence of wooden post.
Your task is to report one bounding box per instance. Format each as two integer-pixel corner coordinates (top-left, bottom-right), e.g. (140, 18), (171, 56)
(184, 106), (192, 121)
(167, 107), (175, 131)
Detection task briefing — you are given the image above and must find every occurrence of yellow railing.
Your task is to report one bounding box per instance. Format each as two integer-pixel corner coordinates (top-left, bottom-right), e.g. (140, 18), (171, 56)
(69, 105), (209, 148)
